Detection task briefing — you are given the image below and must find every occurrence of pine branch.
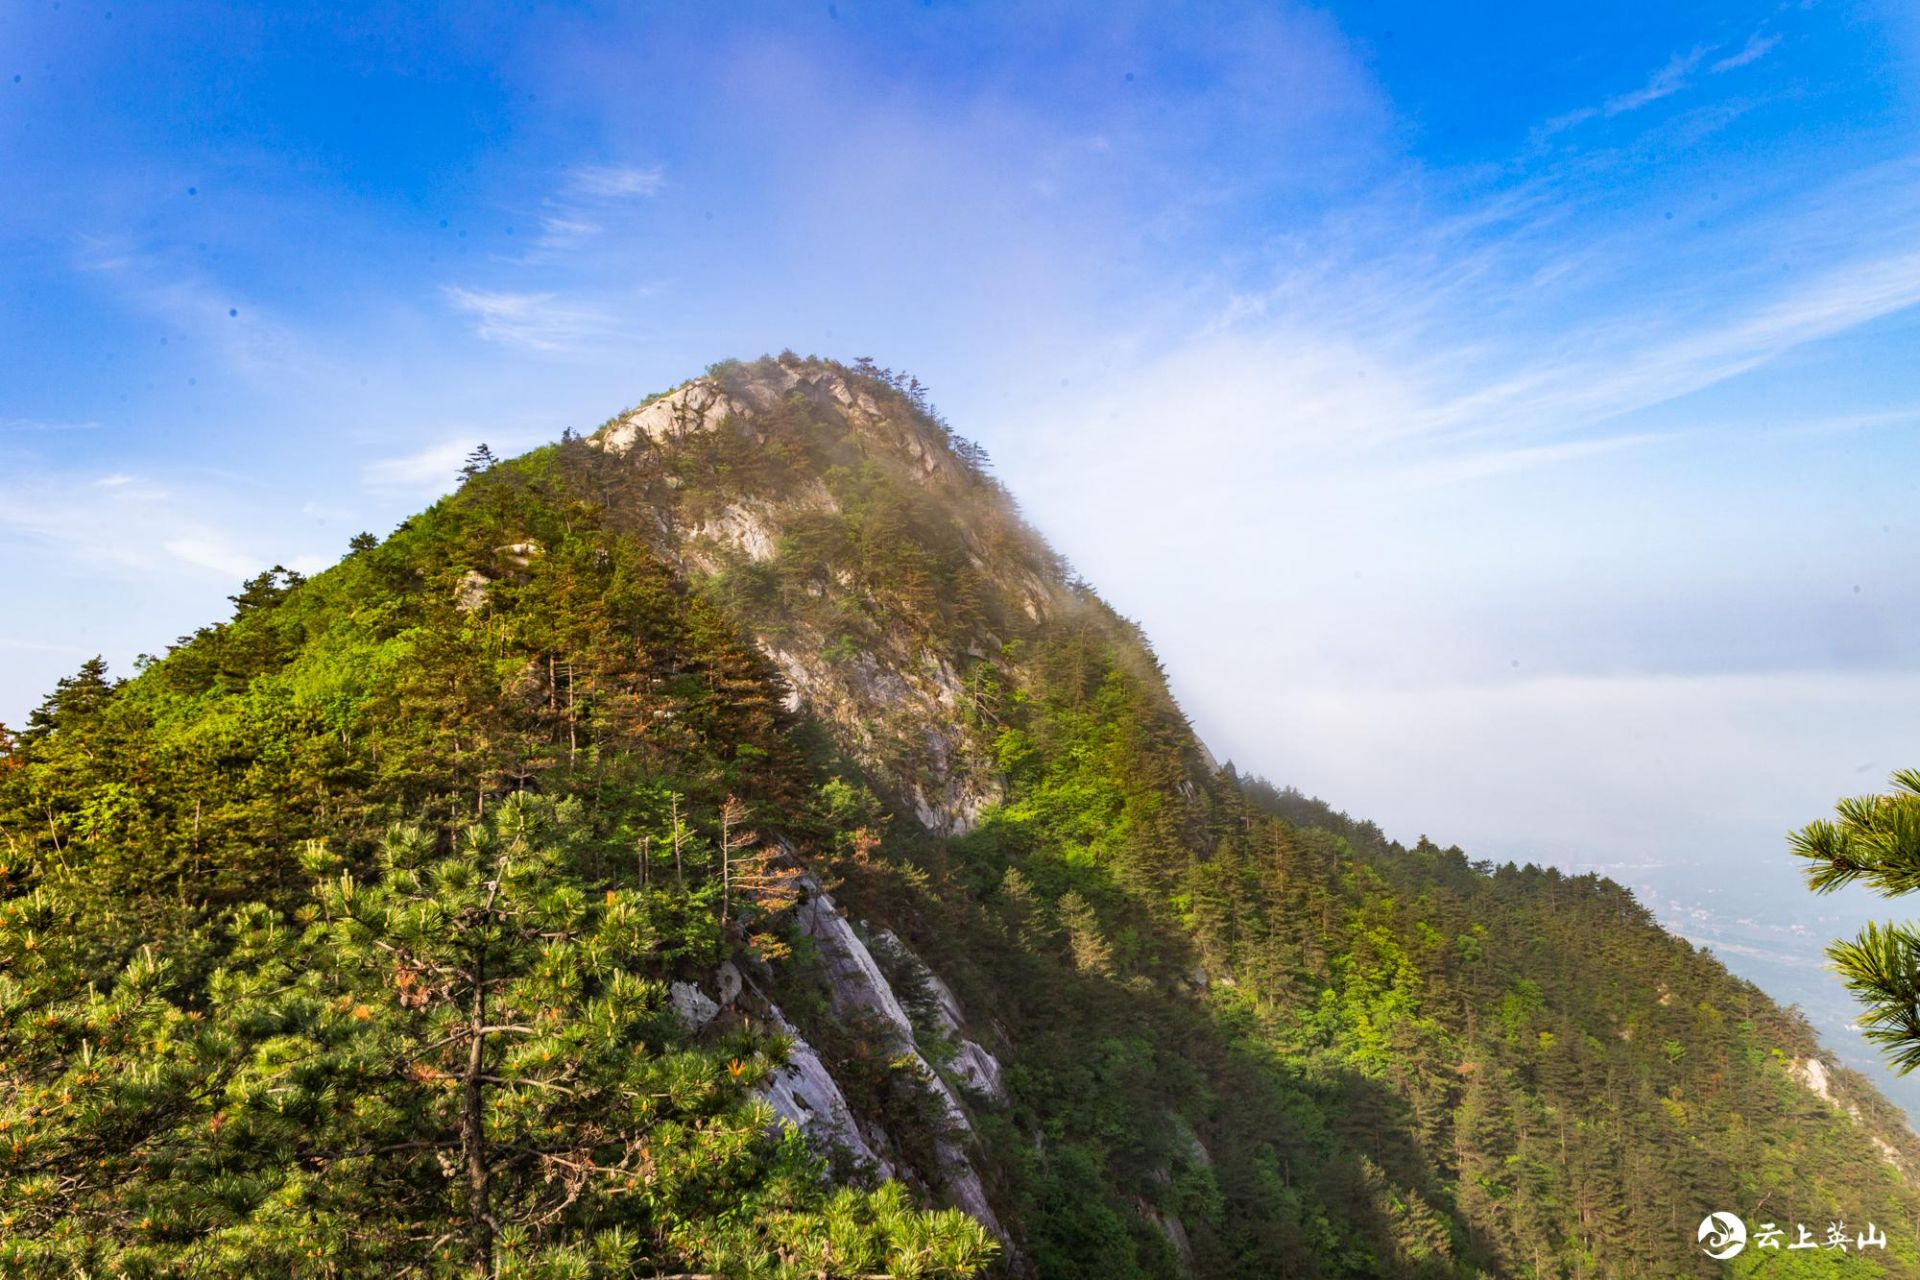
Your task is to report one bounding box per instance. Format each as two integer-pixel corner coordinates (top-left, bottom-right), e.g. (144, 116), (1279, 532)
(1828, 920), (1920, 1074)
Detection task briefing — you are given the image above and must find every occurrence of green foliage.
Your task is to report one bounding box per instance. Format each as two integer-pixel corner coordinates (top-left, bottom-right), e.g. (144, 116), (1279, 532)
(1793, 769), (1920, 896)
(0, 450), (993, 1278)
(1, 795), (997, 1276)
(1796, 771), (1920, 1074)
(1054, 892), (1113, 978)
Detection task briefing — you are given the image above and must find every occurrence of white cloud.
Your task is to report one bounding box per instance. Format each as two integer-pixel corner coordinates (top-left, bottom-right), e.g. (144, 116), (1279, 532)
(1415, 246), (1920, 439)
(1603, 47), (1707, 115)
(535, 214), (602, 253)
(361, 438), (488, 495)
(71, 234), (327, 382)
(0, 462), (348, 723)
(1542, 46), (1710, 134)
(1393, 432), (1664, 488)
(566, 164), (666, 199)
(0, 417), (100, 432)
(1768, 405), (1920, 438)
(441, 286), (616, 352)
(162, 536), (261, 579)
(0, 472), (254, 581)
(505, 163), (665, 263)
(1712, 32), (1781, 73)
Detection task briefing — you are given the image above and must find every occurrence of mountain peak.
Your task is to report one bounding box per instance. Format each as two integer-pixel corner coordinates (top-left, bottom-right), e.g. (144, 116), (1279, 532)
(571, 353), (1140, 835)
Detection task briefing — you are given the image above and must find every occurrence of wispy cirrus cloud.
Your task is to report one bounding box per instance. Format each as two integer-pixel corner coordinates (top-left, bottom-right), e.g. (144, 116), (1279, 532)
(565, 164), (666, 199)
(534, 214), (603, 253)
(1767, 405), (1920, 438)
(0, 461), (335, 719)
(161, 535), (267, 579)
(1412, 245), (1920, 442)
(71, 234), (325, 382)
(0, 468), (326, 582)
(1542, 48), (1707, 134)
(363, 438), (486, 495)
(362, 429), (553, 498)
(1542, 29), (1776, 136)
(1712, 32), (1781, 73)
(520, 163), (667, 257)
(441, 286), (619, 352)
(1393, 432), (1667, 489)
(0, 417), (101, 432)
(1602, 46), (1709, 116)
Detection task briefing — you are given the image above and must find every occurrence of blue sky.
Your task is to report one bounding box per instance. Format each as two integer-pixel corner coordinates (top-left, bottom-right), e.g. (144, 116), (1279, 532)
(5, 1), (1920, 1087)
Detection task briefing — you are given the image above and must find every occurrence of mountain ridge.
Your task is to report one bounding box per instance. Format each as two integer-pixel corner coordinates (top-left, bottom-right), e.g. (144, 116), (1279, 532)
(3, 352), (1917, 1278)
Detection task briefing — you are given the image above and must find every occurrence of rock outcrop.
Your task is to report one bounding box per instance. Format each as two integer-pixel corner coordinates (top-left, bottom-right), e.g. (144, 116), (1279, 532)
(793, 880), (1006, 1240)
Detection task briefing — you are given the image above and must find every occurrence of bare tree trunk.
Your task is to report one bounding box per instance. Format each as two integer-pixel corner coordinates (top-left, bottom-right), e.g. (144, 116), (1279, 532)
(463, 949), (493, 1277)
(671, 795), (685, 889)
(720, 804), (732, 926)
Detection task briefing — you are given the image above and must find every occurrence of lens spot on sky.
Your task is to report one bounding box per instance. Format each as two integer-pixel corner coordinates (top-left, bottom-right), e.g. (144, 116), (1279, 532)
(228, 308), (238, 317)
(188, 186), (198, 196)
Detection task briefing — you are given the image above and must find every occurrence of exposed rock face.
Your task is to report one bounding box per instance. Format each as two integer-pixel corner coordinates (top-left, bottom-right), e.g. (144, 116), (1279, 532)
(796, 887), (918, 1039)
(668, 981), (719, 1030)
(793, 879), (1007, 1241)
(597, 379), (744, 454)
(454, 569), (490, 612)
(1794, 1054), (1836, 1103)
(1139, 1200), (1196, 1276)
(711, 959), (743, 1007)
(755, 999), (895, 1179)
(874, 928), (1007, 1103)
(1792, 1056), (1910, 1171)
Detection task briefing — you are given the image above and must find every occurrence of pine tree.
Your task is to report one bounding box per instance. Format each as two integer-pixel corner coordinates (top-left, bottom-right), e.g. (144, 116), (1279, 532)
(461, 444), (498, 479)
(21, 656), (113, 741)
(717, 795), (802, 960)
(0, 794), (995, 1278)
(1792, 769), (1920, 1071)
(1056, 891), (1114, 977)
